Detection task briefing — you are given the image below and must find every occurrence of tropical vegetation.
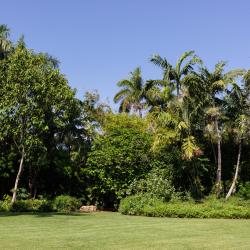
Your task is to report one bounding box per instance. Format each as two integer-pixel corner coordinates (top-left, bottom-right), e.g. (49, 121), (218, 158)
(0, 25), (249, 218)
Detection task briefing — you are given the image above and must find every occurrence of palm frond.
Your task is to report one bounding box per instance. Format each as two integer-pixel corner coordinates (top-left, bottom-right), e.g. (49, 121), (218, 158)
(176, 50), (195, 73)
(211, 79), (226, 92)
(145, 79), (170, 90)
(225, 69), (245, 80)
(0, 25), (10, 39)
(181, 136), (199, 160)
(214, 61), (227, 77)
(116, 79), (133, 88)
(113, 88), (130, 103)
(150, 54), (170, 70)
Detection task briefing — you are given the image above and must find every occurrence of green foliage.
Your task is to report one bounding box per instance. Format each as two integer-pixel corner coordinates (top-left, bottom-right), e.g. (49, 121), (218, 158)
(127, 168), (175, 202)
(0, 195), (80, 213)
(0, 195), (12, 211)
(52, 195), (81, 213)
(14, 188), (30, 200)
(118, 194), (162, 215)
(114, 67), (145, 114)
(84, 113), (153, 207)
(0, 37), (90, 200)
(0, 24), (11, 59)
(237, 182), (250, 200)
(119, 195), (250, 218)
(0, 26), (250, 209)
(150, 51), (202, 97)
(7, 199), (53, 212)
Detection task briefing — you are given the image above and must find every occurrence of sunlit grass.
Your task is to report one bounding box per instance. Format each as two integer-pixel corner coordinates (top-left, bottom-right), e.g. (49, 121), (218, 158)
(0, 212), (249, 249)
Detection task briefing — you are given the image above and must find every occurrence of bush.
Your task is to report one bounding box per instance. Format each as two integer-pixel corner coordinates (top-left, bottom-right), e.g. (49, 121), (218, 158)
(119, 194), (162, 215)
(127, 168), (175, 202)
(84, 114), (153, 207)
(10, 199), (53, 212)
(237, 182), (250, 200)
(52, 195), (81, 213)
(0, 195), (12, 212)
(0, 195), (80, 213)
(0, 201), (10, 212)
(119, 195), (250, 219)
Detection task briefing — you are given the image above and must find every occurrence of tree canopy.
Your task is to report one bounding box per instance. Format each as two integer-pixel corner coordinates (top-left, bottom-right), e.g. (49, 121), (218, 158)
(0, 24), (250, 208)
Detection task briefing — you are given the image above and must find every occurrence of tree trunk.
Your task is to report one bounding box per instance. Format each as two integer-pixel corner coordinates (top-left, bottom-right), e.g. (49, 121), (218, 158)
(29, 167), (38, 199)
(176, 82), (180, 97)
(210, 137), (217, 165)
(225, 139), (242, 200)
(11, 146), (25, 203)
(138, 108), (142, 118)
(215, 118), (222, 198)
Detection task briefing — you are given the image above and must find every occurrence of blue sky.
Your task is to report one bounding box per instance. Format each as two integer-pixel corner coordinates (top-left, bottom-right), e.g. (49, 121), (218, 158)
(1, 0), (250, 110)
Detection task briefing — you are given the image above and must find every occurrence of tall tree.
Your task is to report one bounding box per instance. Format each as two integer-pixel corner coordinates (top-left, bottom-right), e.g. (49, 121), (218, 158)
(190, 62), (245, 197)
(144, 77), (175, 112)
(150, 51), (201, 97)
(224, 76), (249, 200)
(0, 41), (77, 202)
(114, 67), (145, 116)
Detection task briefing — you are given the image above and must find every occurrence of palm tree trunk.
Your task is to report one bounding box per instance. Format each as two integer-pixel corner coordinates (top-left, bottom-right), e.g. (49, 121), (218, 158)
(176, 82), (180, 97)
(215, 118), (222, 198)
(11, 146), (25, 203)
(210, 136), (217, 165)
(225, 139), (242, 200)
(29, 167), (38, 199)
(138, 108), (142, 118)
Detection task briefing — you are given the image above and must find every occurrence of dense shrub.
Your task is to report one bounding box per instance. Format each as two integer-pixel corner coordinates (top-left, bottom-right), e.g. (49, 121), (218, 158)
(10, 199), (53, 212)
(118, 194), (162, 215)
(119, 195), (250, 219)
(84, 114), (153, 207)
(127, 168), (175, 202)
(0, 201), (9, 212)
(237, 182), (250, 200)
(0, 195), (11, 212)
(0, 195), (81, 213)
(52, 195), (81, 213)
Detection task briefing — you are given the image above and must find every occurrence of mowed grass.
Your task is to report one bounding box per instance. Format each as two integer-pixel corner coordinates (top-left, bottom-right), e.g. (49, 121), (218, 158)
(0, 212), (250, 250)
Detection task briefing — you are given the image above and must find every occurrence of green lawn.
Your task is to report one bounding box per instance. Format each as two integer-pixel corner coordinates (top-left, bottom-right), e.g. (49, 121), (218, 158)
(0, 212), (250, 250)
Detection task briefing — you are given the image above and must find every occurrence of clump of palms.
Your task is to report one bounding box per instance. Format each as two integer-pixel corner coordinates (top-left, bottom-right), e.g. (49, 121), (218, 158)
(114, 67), (145, 116)
(150, 50), (202, 97)
(190, 61), (245, 197)
(224, 74), (250, 200)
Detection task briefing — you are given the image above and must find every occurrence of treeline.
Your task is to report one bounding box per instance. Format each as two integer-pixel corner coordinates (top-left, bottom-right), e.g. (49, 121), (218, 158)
(0, 25), (249, 208)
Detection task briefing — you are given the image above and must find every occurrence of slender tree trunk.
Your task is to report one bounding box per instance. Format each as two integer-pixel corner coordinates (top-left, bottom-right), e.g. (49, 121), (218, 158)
(225, 139), (242, 200)
(176, 82), (180, 97)
(11, 146), (25, 203)
(29, 167), (38, 199)
(33, 185), (37, 200)
(210, 137), (217, 165)
(29, 165), (33, 197)
(138, 108), (142, 118)
(215, 118), (222, 198)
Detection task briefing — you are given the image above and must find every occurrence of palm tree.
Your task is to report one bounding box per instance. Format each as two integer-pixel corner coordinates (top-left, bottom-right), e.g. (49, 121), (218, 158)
(224, 74), (249, 200)
(148, 92), (201, 160)
(192, 62), (245, 198)
(150, 51), (202, 97)
(144, 78), (175, 112)
(114, 67), (145, 116)
(0, 24), (11, 59)
(147, 94), (205, 198)
(225, 115), (249, 200)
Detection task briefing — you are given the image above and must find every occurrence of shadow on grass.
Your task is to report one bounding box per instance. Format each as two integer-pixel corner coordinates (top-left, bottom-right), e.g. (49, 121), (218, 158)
(0, 212), (90, 217)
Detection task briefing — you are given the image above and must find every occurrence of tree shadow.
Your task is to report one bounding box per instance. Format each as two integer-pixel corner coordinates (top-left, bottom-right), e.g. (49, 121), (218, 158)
(0, 212), (90, 217)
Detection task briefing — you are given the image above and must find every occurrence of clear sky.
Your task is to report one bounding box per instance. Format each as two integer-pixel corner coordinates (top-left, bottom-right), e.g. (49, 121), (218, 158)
(1, 0), (250, 110)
